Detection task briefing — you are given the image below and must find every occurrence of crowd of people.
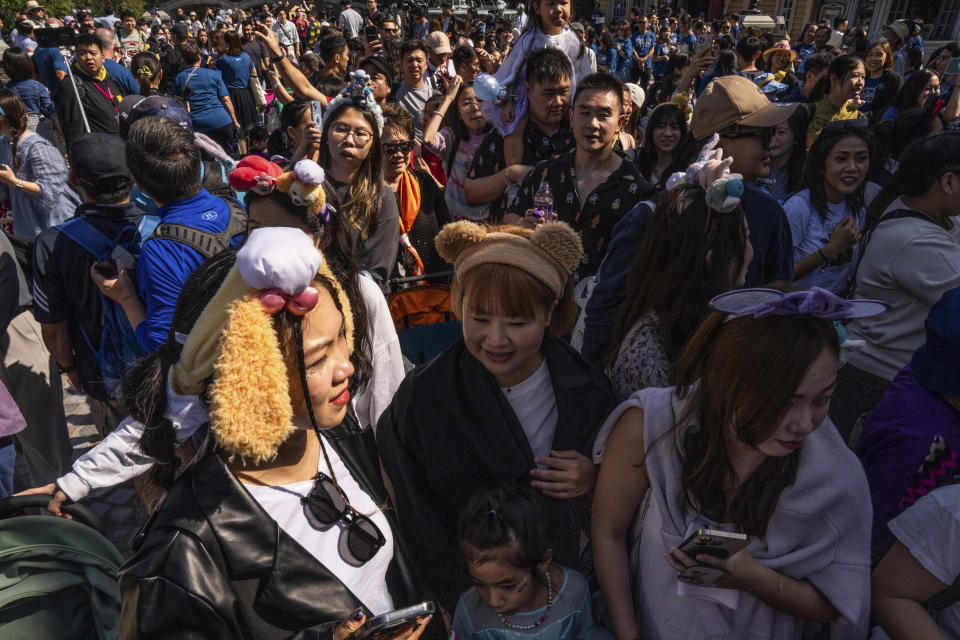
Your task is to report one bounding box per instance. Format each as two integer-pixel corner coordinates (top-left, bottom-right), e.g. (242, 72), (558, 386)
(0, 0), (958, 637)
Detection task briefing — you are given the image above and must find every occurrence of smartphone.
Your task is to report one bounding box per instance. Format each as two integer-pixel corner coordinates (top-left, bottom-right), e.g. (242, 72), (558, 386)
(945, 57), (960, 76)
(356, 602), (435, 640)
(695, 33), (713, 55)
(94, 260), (119, 279)
(365, 25), (380, 42)
(310, 100), (324, 129)
(678, 529), (749, 560)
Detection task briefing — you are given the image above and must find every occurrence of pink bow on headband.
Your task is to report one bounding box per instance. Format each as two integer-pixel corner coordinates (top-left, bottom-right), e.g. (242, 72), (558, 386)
(260, 287), (320, 316)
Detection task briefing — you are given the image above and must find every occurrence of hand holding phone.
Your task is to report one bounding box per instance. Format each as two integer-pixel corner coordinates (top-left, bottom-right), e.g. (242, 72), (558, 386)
(667, 529), (760, 591)
(695, 34), (713, 55)
(355, 602), (435, 640)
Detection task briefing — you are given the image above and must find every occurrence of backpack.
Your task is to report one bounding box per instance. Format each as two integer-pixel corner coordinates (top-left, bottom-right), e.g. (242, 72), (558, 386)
(57, 198), (246, 395)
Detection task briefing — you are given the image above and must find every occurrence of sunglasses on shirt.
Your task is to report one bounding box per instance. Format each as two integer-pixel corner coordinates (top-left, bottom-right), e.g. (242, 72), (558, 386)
(301, 470), (386, 564)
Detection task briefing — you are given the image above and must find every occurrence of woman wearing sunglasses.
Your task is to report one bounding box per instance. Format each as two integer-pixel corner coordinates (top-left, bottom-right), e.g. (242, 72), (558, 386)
(381, 104), (452, 277)
(119, 227), (433, 638)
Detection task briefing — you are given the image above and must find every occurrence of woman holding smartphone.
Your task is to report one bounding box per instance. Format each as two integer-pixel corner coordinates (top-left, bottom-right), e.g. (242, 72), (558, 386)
(592, 286), (882, 640)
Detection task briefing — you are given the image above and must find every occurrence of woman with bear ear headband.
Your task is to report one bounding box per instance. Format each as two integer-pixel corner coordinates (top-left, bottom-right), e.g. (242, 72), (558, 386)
(377, 220), (617, 612)
(117, 227), (435, 639)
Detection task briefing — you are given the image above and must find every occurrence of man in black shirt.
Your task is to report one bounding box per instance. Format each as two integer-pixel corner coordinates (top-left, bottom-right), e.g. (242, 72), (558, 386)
(159, 23), (190, 93)
(508, 72), (654, 279)
(55, 32), (124, 144)
(242, 20), (270, 77)
(32, 133), (145, 436)
(464, 48), (576, 222)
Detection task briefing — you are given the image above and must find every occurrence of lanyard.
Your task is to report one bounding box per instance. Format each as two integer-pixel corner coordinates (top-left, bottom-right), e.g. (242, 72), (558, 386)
(90, 79), (118, 116)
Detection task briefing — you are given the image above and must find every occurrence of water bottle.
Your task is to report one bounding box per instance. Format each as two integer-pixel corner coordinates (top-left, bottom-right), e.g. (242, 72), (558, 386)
(533, 181), (553, 220)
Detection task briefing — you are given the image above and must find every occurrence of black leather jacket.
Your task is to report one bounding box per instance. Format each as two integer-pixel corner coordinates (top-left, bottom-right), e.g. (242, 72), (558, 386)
(119, 415), (427, 640)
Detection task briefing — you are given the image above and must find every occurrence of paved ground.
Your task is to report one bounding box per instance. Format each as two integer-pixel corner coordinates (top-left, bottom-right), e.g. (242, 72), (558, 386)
(14, 378), (148, 557)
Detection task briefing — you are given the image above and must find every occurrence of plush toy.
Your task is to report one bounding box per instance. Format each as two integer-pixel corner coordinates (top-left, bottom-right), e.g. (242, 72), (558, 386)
(275, 159), (327, 218)
(705, 175), (744, 213)
(227, 155), (284, 195)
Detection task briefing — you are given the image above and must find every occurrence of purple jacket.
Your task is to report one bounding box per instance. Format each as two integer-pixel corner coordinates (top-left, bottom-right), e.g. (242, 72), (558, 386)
(0, 381), (25, 438)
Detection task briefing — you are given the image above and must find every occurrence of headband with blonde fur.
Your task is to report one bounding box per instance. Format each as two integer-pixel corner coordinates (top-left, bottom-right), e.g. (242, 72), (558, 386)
(171, 227), (354, 463)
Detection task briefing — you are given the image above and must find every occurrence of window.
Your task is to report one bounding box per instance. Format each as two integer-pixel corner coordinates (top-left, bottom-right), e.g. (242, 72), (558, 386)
(777, 0), (796, 32)
(612, 0), (626, 22)
(889, 0), (960, 40)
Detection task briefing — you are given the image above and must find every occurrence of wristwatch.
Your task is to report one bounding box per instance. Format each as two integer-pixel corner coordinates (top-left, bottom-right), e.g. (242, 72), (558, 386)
(270, 50), (286, 64)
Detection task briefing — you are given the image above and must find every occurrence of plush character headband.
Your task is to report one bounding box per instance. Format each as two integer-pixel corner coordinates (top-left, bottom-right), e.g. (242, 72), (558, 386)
(652, 91), (692, 122)
(228, 156), (334, 224)
(435, 221), (583, 298)
(709, 287), (889, 321)
(170, 227), (354, 463)
(320, 69), (385, 135)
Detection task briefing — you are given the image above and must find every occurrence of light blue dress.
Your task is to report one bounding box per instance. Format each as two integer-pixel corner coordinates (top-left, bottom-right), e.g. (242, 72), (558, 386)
(451, 567), (612, 639)
(0, 133), (79, 240)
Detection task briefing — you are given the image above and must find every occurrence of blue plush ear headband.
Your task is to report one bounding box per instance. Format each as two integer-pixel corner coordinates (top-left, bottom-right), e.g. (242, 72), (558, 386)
(319, 69), (385, 135)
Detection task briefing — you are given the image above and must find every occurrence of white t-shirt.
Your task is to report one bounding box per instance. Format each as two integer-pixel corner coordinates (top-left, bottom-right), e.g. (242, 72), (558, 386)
(847, 197), (960, 380)
(245, 438), (396, 615)
(783, 183), (880, 294)
(500, 360), (557, 462)
(887, 484), (960, 638)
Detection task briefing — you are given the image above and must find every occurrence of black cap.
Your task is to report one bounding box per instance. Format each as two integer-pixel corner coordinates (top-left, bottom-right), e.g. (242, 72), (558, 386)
(69, 133), (131, 192)
(358, 55), (393, 86)
(171, 23), (189, 38)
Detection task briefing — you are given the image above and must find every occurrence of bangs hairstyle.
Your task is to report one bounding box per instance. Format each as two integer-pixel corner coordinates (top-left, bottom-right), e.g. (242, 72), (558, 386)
(458, 484), (549, 571)
(668, 303), (839, 537)
(806, 125), (873, 222)
(525, 47), (574, 88)
(865, 40), (894, 71)
(636, 103), (694, 190)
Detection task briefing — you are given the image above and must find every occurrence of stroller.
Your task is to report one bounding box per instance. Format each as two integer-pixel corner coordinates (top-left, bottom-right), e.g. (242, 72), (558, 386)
(0, 495), (123, 639)
(388, 272), (462, 366)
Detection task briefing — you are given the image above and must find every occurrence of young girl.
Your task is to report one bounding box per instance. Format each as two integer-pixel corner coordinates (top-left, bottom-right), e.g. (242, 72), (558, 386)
(425, 76), (492, 221)
(784, 123), (879, 294)
(451, 485), (611, 639)
(593, 286), (886, 640)
(634, 103), (693, 192)
(480, 0), (592, 139)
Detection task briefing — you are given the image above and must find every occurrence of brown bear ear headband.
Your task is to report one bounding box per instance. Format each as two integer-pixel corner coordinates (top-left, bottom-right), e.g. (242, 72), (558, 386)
(228, 156), (335, 225)
(171, 227), (354, 463)
(435, 220), (584, 298)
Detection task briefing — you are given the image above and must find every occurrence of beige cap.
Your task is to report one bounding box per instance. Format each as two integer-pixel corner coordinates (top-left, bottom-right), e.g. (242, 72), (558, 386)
(424, 30), (452, 54)
(691, 75), (800, 141)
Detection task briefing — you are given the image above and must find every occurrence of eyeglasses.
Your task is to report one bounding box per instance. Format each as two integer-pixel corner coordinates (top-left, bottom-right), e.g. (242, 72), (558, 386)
(823, 118), (869, 132)
(719, 126), (775, 148)
(302, 470), (386, 563)
(382, 140), (414, 155)
(330, 122), (373, 146)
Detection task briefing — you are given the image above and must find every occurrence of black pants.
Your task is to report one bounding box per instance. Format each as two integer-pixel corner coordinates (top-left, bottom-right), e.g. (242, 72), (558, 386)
(201, 123), (236, 154)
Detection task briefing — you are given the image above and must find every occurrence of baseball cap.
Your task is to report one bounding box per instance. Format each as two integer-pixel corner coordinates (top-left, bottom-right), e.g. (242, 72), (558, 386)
(171, 23), (189, 38)
(358, 55), (393, 86)
(69, 133), (131, 192)
(425, 31), (451, 54)
(691, 75), (799, 141)
(120, 95), (193, 138)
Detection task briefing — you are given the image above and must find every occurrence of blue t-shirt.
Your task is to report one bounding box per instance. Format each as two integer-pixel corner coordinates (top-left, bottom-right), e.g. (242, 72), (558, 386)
(675, 32), (697, 55)
(134, 190), (243, 352)
(795, 42), (816, 61)
(652, 42), (669, 77)
(103, 58), (140, 96)
(5, 79), (55, 116)
(31, 47), (69, 94)
(172, 66), (232, 132)
(631, 30), (655, 63)
(615, 37), (633, 79)
(215, 52), (255, 89)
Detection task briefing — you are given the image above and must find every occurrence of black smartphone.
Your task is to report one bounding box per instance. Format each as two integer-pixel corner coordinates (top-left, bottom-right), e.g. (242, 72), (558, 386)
(678, 529), (749, 560)
(94, 259), (119, 278)
(365, 25), (380, 42)
(356, 602), (434, 640)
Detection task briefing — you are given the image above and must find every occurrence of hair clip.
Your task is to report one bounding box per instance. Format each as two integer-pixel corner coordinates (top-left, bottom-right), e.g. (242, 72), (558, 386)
(709, 287), (889, 321)
(320, 69), (385, 134)
(137, 65), (153, 79)
(260, 286), (320, 315)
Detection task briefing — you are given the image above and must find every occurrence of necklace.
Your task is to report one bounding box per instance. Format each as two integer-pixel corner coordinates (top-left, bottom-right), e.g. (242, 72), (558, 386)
(497, 567), (554, 630)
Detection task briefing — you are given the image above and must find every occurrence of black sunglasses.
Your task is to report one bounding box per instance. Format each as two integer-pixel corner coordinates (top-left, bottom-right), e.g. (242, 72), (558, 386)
(302, 471), (386, 563)
(382, 140), (415, 155)
(720, 126), (775, 148)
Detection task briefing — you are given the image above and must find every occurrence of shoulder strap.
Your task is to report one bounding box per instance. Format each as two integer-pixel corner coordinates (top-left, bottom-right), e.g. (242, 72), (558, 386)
(149, 198), (246, 259)
(924, 575), (960, 610)
(848, 208), (935, 298)
(57, 218), (115, 260)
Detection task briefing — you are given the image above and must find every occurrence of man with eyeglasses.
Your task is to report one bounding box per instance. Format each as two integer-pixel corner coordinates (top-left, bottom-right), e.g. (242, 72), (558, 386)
(379, 18), (400, 38)
(579, 75), (797, 366)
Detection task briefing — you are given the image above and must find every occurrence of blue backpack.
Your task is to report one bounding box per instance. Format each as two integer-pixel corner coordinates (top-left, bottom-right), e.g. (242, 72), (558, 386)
(57, 215), (161, 395)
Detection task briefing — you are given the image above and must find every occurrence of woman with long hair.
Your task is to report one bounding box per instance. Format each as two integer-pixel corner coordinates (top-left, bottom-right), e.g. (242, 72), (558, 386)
(196, 28), (212, 66)
(784, 123), (877, 294)
(860, 41), (902, 120)
(115, 228), (434, 638)
(378, 221), (615, 612)
(765, 106), (808, 202)
(806, 55), (866, 148)
(381, 104), (450, 276)
(634, 103), (696, 192)
(318, 78), (400, 290)
(215, 30), (261, 152)
(593, 286), (882, 639)
(878, 69), (941, 123)
(606, 183), (751, 402)
(0, 90), (79, 239)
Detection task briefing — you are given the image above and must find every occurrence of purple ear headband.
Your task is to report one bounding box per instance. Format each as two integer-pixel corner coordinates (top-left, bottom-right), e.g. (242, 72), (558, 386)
(709, 287), (889, 321)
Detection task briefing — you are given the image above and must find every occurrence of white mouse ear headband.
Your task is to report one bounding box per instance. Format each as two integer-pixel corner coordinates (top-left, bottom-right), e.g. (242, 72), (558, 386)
(170, 227), (354, 463)
(320, 69), (384, 135)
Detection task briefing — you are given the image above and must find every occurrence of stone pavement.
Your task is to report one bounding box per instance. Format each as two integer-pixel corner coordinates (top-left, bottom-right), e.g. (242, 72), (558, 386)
(21, 379), (149, 557)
